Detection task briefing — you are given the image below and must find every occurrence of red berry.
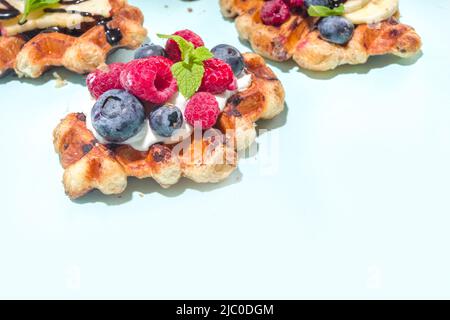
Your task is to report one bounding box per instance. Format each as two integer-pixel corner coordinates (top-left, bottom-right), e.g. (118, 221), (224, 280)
(185, 92), (220, 129)
(283, 0), (305, 10)
(165, 29), (204, 62)
(199, 58), (234, 95)
(120, 56), (177, 105)
(260, 0), (291, 26)
(86, 63), (125, 99)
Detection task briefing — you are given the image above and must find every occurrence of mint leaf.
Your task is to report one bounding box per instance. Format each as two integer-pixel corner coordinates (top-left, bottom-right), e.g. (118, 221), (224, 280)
(192, 47), (213, 63)
(20, 0), (60, 24)
(158, 33), (214, 99)
(307, 4), (345, 17)
(171, 62), (204, 99)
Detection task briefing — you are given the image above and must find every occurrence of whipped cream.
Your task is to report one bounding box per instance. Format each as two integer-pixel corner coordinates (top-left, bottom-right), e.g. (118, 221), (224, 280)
(83, 72), (253, 151)
(343, 0), (398, 25)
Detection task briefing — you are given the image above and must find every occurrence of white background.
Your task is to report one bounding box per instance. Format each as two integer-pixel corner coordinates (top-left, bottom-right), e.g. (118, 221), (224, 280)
(0, 0), (449, 299)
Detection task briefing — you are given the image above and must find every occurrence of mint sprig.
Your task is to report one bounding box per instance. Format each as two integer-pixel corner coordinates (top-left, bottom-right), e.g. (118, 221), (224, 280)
(158, 34), (213, 99)
(19, 0), (60, 25)
(307, 4), (345, 17)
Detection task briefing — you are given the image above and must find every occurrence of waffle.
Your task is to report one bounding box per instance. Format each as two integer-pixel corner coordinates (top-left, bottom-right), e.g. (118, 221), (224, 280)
(220, 0), (422, 71)
(0, 0), (147, 78)
(53, 53), (285, 199)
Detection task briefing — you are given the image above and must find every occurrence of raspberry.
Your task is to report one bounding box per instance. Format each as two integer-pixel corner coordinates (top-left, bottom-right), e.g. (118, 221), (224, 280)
(86, 63), (125, 99)
(165, 29), (204, 62)
(199, 58), (234, 94)
(260, 0), (291, 26)
(120, 56), (177, 104)
(283, 0), (305, 11)
(185, 92), (220, 129)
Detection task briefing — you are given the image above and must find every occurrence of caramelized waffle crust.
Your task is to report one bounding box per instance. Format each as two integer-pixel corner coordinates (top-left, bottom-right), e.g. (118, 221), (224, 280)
(0, 0), (147, 78)
(53, 53), (285, 199)
(220, 0), (422, 71)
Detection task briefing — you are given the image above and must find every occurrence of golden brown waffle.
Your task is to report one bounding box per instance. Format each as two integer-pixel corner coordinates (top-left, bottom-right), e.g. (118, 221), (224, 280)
(0, 0), (147, 78)
(220, 0), (422, 71)
(53, 53), (285, 199)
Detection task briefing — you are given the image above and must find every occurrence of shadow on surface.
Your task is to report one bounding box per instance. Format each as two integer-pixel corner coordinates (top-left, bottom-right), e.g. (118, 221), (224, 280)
(0, 67), (86, 86)
(73, 168), (243, 206)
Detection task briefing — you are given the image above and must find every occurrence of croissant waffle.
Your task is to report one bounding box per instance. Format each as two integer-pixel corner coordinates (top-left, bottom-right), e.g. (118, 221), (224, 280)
(220, 0), (422, 71)
(0, 0), (147, 78)
(53, 53), (285, 199)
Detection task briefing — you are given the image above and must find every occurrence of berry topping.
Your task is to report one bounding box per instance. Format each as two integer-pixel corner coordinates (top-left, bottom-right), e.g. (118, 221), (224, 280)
(149, 105), (184, 137)
(91, 89), (145, 143)
(134, 43), (166, 59)
(318, 16), (354, 45)
(283, 0), (305, 11)
(199, 58), (234, 94)
(185, 92), (220, 129)
(260, 0), (291, 26)
(211, 44), (245, 77)
(86, 63), (125, 99)
(120, 56), (177, 104)
(165, 29), (204, 62)
(329, 0), (346, 8)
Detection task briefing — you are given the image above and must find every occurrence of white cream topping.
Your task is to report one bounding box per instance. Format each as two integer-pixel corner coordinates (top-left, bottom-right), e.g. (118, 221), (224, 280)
(1, 0), (112, 36)
(344, 0), (399, 25)
(83, 72), (253, 152)
(344, 0), (371, 13)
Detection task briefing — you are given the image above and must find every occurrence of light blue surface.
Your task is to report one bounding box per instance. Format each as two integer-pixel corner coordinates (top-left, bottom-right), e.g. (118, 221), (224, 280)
(1, 0), (449, 299)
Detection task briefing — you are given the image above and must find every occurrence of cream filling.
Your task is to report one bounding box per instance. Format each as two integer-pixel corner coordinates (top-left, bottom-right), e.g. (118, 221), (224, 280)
(344, 0), (371, 13)
(344, 0), (399, 25)
(0, 0), (111, 36)
(83, 72), (253, 152)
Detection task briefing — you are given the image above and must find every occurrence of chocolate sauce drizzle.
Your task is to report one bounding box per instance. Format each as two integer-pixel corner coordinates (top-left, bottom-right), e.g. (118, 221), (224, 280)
(60, 0), (90, 4)
(0, 0), (122, 46)
(0, 0), (20, 20)
(43, 5), (123, 46)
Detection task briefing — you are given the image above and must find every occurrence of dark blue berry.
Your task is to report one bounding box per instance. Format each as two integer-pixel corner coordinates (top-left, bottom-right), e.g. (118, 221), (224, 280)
(329, 0), (346, 8)
(134, 43), (166, 59)
(318, 16), (354, 45)
(91, 89), (145, 143)
(149, 105), (183, 137)
(304, 0), (330, 8)
(211, 44), (245, 77)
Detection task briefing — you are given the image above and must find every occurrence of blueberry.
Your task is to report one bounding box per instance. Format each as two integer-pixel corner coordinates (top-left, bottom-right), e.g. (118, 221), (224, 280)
(318, 16), (354, 45)
(149, 105), (183, 137)
(211, 44), (245, 77)
(304, 0), (330, 8)
(91, 89), (145, 143)
(134, 43), (166, 59)
(329, 0), (346, 8)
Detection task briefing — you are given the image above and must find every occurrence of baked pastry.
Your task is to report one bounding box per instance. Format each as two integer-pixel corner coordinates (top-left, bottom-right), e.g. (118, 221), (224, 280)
(220, 0), (422, 71)
(53, 30), (285, 199)
(0, 0), (147, 78)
